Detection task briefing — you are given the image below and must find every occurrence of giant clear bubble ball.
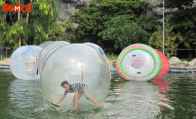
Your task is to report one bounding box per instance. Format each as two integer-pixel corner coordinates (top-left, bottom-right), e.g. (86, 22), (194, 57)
(39, 41), (54, 48)
(38, 41), (70, 73)
(40, 44), (111, 110)
(83, 42), (106, 58)
(10, 45), (42, 80)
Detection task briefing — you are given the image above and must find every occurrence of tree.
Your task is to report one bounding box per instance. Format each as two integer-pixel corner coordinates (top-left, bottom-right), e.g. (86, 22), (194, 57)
(71, 0), (148, 52)
(149, 24), (183, 58)
(136, 15), (161, 37)
(55, 20), (74, 42)
(0, 0), (59, 49)
(165, 0), (194, 9)
(169, 8), (196, 49)
(101, 15), (148, 53)
(164, 0), (196, 58)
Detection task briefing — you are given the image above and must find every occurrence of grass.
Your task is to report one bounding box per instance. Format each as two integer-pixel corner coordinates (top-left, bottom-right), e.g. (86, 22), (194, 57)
(107, 54), (118, 60)
(0, 57), (9, 61)
(180, 58), (194, 62)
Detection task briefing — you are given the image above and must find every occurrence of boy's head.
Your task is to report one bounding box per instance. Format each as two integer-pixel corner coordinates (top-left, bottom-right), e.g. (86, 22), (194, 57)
(61, 81), (70, 90)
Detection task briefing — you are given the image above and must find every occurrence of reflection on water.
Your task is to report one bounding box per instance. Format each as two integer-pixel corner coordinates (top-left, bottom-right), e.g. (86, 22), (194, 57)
(152, 78), (170, 111)
(103, 76), (173, 119)
(0, 71), (196, 119)
(158, 73), (196, 119)
(8, 79), (44, 119)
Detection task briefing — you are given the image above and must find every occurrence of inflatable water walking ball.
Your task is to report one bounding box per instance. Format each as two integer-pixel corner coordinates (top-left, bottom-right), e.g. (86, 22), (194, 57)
(38, 41), (70, 73)
(83, 42), (106, 58)
(10, 45), (42, 80)
(39, 41), (54, 48)
(40, 44), (111, 109)
(116, 44), (169, 81)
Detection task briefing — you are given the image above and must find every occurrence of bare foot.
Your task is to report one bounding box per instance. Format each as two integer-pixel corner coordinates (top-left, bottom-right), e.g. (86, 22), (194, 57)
(74, 105), (80, 110)
(94, 104), (100, 109)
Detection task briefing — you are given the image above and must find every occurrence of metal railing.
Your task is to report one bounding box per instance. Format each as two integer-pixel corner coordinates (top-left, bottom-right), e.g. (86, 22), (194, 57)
(157, 49), (196, 59)
(0, 47), (13, 59)
(0, 46), (195, 60)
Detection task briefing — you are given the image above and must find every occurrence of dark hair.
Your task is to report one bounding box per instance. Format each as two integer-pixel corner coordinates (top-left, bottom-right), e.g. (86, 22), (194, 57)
(61, 81), (69, 87)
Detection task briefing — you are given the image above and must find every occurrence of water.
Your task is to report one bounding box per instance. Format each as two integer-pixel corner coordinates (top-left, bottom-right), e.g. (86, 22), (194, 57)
(0, 70), (196, 119)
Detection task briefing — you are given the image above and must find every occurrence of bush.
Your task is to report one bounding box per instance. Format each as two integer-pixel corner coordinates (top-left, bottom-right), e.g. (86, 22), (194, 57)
(149, 23), (183, 58)
(101, 16), (148, 52)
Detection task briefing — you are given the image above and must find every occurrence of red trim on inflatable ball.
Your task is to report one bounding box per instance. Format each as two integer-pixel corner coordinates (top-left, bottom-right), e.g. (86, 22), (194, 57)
(116, 44), (169, 81)
(154, 50), (169, 80)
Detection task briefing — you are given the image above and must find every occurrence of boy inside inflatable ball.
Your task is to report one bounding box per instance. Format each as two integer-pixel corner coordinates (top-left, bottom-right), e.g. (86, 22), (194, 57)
(56, 81), (100, 109)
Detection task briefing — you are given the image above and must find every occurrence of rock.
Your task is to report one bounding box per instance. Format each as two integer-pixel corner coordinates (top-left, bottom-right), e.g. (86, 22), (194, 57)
(193, 0), (196, 8)
(56, 0), (90, 21)
(105, 58), (117, 69)
(169, 57), (196, 69)
(169, 57), (183, 68)
(0, 58), (10, 65)
(188, 58), (196, 68)
(112, 60), (116, 68)
(144, 0), (179, 19)
(105, 58), (112, 68)
(152, 7), (178, 16)
(144, 0), (162, 7)
(182, 61), (189, 67)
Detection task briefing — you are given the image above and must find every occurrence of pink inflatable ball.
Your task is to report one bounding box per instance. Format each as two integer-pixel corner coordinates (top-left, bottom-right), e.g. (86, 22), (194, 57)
(40, 44), (111, 110)
(10, 45), (42, 80)
(154, 50), (169, 80)
(116, 44), (169, 81)
(38, 41), (70, 73)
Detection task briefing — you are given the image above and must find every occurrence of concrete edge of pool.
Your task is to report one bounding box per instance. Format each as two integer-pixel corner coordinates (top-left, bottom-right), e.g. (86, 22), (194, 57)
(0, 65), (195, 73)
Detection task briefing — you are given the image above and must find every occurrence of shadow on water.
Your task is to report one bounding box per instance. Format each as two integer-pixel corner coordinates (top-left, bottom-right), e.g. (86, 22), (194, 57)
(0, 71), (196, 119)
(0, 71), (15, 119)
(156, 73), (196, 119)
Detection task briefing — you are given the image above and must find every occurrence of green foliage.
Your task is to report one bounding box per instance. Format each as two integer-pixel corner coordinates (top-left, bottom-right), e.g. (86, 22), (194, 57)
(165, 0), (194, 9)
(71, 0), (149, 52)
(149, 23), (183, 58)
(136, 15), (160, 36)
(180, 58), (194, 62)
(169, 8), (196, 49)
(0, 0), (59, 49)
(55, 20), (74, 41)
(164, 0), (195, 58)
(0, 57), (9, 61)
(107, 53), (118, 60)
(0, 0), (193, 58)
(102, 15), (148, 51)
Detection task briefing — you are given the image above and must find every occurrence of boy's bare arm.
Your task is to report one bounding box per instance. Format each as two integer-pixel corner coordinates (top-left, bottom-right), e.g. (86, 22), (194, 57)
(56, 95), (65, 105)
(74, 90), (79, 109)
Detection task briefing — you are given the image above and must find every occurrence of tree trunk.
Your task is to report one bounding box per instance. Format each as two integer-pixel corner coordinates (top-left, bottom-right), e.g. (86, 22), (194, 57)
(26, 0), (31, 24)
(18, 0), (21, 47)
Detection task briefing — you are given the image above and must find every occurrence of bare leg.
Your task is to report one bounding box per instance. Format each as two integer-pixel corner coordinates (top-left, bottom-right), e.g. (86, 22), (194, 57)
(88, 96), (100, 109)
(83, 86), (100, 109)
(73, 92), (82, 109)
